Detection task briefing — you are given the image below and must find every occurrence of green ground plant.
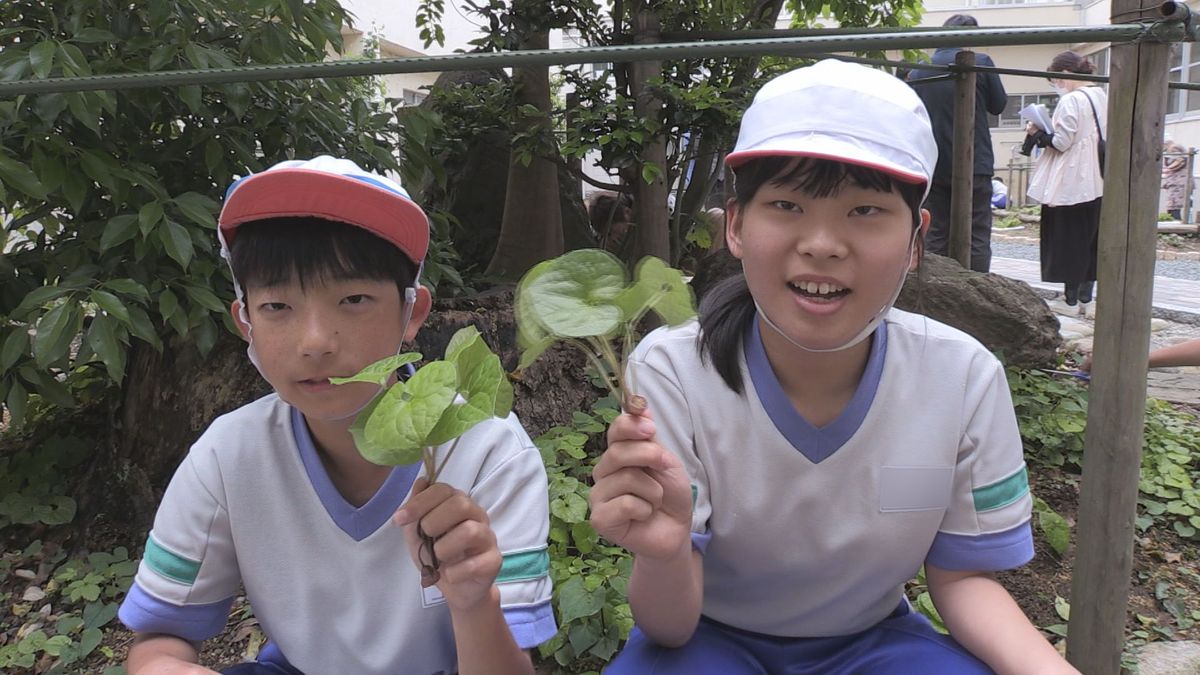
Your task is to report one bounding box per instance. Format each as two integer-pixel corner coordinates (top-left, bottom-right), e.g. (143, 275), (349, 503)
(1006, 368), (1200, 539)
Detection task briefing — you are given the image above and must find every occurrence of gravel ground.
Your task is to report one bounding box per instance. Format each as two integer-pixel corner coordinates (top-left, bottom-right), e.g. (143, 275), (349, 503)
(993, 240), (1200, 281)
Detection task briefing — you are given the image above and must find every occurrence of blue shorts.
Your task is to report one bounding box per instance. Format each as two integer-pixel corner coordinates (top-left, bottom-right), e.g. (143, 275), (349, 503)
(221, 642), (304, 675)
(604, 601), (992, 674)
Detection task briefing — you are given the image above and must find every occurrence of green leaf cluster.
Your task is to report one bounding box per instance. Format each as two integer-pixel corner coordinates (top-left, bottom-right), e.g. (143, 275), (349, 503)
(340, 327), (513, 468)
(0, 434), (88, 532)
(516, 250), (696, 403)
(0, 542), (135, 672)
(1007, 368), (1200, 541)
(0, 0), (407, 426)
(534, 396), (633, 673)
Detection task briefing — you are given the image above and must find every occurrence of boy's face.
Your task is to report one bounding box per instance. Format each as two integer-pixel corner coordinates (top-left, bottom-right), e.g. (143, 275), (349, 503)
(235, 276), (423, 422)
(727, 173), (923, 352)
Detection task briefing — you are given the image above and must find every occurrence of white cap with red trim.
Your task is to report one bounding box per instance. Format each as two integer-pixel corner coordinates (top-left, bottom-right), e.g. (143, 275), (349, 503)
(217, 155), (429, 266)
(725, 59), (936, 198)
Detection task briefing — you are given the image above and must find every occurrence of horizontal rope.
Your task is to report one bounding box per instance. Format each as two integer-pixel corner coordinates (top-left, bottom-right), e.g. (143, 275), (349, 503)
(0, 22), (1187, 97)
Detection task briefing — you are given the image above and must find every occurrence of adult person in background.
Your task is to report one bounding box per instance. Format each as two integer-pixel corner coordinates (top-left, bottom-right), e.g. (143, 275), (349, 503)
(1162, 138), (1190, 221)
(1025, 51), (1107, 307)
(908, 14), (1008, 273)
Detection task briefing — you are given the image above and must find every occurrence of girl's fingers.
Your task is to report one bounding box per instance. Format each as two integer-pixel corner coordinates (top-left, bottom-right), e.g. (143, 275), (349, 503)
(607, 410), (657, 445)
(593, 439), (675, 480)
(591, 494), (656, 531)
(589, 467), (665, 511)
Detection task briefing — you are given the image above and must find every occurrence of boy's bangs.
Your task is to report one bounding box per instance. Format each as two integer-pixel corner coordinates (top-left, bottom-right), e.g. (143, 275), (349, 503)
(231, 217), (417, 293)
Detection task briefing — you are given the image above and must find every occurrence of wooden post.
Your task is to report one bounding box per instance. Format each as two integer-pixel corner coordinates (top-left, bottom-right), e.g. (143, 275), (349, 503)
(1066, 3), (1170, 673)
(949, 50), (976, 268)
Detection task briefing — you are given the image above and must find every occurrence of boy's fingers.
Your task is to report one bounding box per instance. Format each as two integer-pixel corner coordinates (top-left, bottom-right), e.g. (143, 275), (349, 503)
(432, 519), (497, 568)
(410, 490), (485, 539)
(606, 411), (657, 445)
(394, 480), (457, 526)
(438, 547), (503, 587)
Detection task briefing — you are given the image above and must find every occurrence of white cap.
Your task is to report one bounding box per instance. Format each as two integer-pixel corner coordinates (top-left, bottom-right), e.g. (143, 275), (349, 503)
(726, 60), (937, 197)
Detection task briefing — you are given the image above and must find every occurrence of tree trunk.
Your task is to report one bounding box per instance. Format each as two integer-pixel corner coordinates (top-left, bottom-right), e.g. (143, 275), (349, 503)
(82, 330), (270, 532)
(485, 29), (564, 280)
(628, 5), (670, 263)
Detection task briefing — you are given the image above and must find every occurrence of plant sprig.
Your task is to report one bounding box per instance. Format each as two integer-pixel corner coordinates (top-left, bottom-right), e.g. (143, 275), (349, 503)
(515, 249), (697, 411)
(331, 326), (513, 483)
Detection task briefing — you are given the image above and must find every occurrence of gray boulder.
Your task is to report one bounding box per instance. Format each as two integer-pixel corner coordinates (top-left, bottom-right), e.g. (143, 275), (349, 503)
(1135, 640), (1200, 675)
(897, 253), (1062, 369)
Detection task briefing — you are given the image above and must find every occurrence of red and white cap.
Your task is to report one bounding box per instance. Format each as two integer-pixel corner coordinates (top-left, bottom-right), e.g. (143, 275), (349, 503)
(725, 59), (937, 197)
(217, 155), (429, 265)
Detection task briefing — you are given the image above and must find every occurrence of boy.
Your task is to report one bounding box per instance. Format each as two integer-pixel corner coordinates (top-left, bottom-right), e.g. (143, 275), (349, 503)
(118, 157), (555, 674)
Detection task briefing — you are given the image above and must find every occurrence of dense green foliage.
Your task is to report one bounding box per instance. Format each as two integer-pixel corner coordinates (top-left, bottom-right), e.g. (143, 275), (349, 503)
(1007, 368), (1200, 539)
(0, 0), (405, 425)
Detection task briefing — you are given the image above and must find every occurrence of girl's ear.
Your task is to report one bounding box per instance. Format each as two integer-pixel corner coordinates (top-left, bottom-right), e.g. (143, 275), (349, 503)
(404, 286), (432, 343)
(725, 201), (746, 260)
(230, 301), (252, 342)
(919, 208), (931, 239)
(910, 209), (931, 272)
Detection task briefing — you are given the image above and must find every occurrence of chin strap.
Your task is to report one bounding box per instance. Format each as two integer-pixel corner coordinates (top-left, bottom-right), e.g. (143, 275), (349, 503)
(754, 228), (918, 353)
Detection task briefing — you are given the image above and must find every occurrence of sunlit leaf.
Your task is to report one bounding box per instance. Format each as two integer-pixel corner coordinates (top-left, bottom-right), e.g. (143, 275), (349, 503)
(331, 352), (423, 386)
(522, 249), (626, 338)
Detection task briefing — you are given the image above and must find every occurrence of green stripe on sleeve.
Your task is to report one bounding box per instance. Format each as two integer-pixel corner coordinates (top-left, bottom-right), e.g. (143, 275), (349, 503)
(144, 533), (202, 585)
(497, 548), (549, 584)
(972, 466), (1030, 512)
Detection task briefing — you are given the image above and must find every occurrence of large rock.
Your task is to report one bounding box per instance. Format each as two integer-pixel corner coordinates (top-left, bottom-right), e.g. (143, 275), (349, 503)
(897, 253), (1061, 368)
(690, 249), (1062, 369)
(1135, 640), (1200, 675)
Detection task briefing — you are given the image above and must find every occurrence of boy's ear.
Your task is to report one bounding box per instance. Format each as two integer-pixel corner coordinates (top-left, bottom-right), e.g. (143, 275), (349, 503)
(404, 286), (432, 343)
(230, 301), (251, 342)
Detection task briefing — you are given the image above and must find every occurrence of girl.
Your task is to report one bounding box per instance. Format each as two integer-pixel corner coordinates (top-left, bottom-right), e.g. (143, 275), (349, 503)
(1025, 51), (1107, 308)
(589, 60), (1078, 674)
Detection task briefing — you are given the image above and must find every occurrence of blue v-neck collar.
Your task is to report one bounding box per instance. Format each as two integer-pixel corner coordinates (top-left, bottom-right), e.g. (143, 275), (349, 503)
(290, 407), (420, 541)
(744, 318), (888, 464)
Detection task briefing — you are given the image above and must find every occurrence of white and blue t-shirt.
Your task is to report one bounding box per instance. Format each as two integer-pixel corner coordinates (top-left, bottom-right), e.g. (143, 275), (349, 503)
(119, 394), (555, 674)
(629, 310), (1033, 638)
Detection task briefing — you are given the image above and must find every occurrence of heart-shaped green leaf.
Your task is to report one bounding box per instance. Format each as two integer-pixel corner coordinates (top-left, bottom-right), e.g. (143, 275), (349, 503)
(522, 249), (626, 338)
(627, 256), (697, 326)
(424, 328), (514, 446)
(330, 352), (422, 386)
(357, 361), (458, 465)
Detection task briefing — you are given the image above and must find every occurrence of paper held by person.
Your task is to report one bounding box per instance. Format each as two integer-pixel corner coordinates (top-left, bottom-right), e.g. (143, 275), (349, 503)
(1020, 103), (1053, 132)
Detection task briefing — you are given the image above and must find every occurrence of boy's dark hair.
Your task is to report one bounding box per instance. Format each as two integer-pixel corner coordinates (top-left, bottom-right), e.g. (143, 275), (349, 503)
(229, 217), (418, 299)
(698, 157), (924, 393)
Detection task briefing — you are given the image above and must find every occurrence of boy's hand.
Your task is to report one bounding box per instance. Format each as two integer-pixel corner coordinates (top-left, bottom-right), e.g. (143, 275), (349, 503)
(590, 408), (693, 560)
(394, 479), (502, 612)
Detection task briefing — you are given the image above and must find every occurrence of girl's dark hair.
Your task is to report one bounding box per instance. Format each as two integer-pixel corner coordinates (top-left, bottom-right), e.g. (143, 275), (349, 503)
(697, 157), (925, 393)
(229, 216), (418, 298)
(1049, 51), (1094, 75)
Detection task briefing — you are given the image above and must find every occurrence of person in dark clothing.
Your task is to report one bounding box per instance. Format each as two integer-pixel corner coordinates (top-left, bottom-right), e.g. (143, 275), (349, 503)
(907, 14), (1007, 273)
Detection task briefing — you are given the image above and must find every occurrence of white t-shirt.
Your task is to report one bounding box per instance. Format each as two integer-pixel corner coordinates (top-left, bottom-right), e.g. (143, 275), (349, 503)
(629, 310), (1033, 637)
(119, 394), (555, 674)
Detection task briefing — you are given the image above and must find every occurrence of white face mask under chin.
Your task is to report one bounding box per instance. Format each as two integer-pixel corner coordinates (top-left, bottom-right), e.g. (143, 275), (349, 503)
(753, 229), (918, 353)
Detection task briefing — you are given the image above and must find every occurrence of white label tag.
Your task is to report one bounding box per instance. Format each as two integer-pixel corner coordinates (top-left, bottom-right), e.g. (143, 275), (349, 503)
(421, 583), (446, 608)
(879, 465), (955, 512)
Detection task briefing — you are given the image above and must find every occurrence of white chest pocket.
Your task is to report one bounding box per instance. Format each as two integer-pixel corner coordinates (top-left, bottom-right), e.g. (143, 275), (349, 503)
(879, 466), (955, 512)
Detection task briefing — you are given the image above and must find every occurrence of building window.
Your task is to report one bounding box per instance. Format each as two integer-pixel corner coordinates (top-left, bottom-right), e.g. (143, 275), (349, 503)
(402, 89), (427, 106)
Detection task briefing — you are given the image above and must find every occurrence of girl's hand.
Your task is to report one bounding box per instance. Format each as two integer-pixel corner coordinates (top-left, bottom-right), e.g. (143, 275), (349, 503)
(590, 408), (694, 560)
(395, 479), (502, 612)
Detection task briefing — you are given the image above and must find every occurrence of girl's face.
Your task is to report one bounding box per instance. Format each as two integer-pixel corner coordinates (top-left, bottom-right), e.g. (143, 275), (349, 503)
(727, 170), (925, 352)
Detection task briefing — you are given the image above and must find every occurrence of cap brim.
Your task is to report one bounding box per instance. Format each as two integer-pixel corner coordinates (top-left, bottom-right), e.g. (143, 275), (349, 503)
(218, 169), (429, 262)
(725, 137), (927, 186)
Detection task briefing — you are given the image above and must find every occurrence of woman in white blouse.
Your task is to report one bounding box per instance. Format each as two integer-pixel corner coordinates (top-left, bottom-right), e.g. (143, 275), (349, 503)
(1025, 51), (1107, 307)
